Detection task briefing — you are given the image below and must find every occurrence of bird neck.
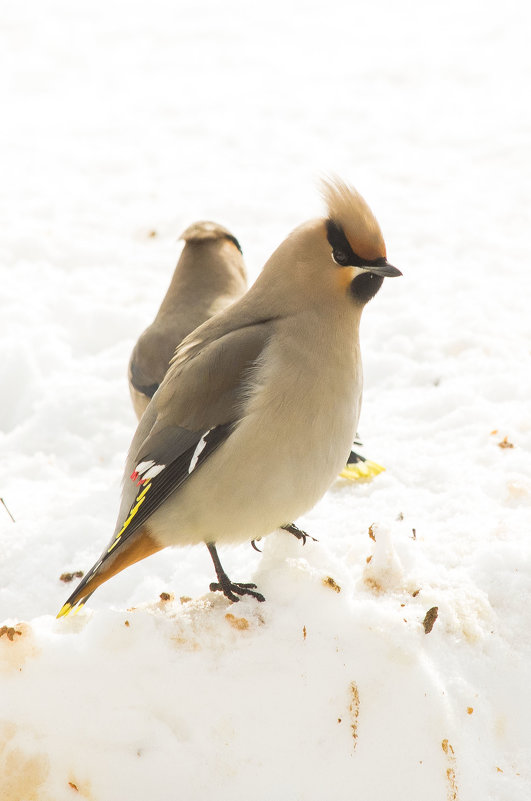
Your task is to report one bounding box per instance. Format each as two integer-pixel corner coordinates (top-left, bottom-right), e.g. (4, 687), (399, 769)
(157, 244), (247, 319)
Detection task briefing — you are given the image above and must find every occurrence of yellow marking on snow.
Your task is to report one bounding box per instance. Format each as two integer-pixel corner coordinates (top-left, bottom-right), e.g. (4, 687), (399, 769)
(108, 482), (153, 553)
(339, 459), (385, 482)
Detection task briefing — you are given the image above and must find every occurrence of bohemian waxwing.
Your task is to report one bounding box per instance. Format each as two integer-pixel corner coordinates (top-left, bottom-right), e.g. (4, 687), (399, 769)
(58, 178), (401, 615)
(130, 222), (379, 480)
(128, 221), (248, 419)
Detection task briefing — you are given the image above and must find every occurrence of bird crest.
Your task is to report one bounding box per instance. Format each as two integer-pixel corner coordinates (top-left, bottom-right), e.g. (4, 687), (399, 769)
(321, 177), (386, 262)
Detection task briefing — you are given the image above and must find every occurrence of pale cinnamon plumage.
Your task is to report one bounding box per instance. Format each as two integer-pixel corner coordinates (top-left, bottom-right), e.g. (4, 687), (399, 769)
(58, 178), (401, 616)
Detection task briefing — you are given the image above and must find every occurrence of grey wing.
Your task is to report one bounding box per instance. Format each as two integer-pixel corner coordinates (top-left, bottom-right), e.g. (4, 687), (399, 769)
(155, 319), (272, 430)
(59, 422), (231, 614)
(112, 320), (273, 545)
(128, 324), (180, 400)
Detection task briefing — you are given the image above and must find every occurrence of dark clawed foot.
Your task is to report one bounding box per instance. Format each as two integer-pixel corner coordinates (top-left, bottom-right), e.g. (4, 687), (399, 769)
(209, 580), (265, 603)
(206, 543), (265, 603)
(251, 539), (262, 552)
(281, 522), (318, 546)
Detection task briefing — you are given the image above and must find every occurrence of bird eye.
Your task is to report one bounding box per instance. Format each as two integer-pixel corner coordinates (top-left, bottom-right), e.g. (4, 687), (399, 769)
(332, 248), (349, 266)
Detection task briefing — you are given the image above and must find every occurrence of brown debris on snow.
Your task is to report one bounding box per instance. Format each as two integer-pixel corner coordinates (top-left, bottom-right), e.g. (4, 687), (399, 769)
(0, 626), (22, 642)
(322, 576), (341, 593)
(60, 571), (84, 583)
(349, 682), (360, 749)
(423, 607), (439, 634)
(441, 739), (458, 800)
(498, 436), (514, 449)
(225, 613), (249, 631)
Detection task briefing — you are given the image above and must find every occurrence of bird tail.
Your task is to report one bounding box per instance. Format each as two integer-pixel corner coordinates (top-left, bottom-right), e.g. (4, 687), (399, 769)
(339, 446), (385, 482)
(339, 458), (385, 481)
(56, 525), (163, 618)
(56, 561), (106, 618)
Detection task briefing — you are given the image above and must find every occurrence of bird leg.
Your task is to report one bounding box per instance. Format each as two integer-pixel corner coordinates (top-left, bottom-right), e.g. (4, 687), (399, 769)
(280, 522), (318, 545)
(207, 543), (265, 603)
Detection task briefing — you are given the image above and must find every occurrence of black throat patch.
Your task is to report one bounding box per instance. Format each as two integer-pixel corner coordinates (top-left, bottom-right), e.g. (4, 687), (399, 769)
(326, 219), (385, 303)
(350, 272), (384, 304)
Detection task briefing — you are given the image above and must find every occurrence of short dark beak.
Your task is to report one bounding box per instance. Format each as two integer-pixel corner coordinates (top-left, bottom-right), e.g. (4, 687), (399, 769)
(362, 259), (402, 277)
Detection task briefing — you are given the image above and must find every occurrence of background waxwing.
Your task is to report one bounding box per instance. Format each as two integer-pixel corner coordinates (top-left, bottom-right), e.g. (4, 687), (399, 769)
(58, 178), (401, 616)
(340, 435), (385, 480)
(128, 221), (248, 419)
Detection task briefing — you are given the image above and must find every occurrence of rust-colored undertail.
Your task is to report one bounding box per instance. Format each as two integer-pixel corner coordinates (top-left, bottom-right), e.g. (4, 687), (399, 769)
(57, 527), (163, 617)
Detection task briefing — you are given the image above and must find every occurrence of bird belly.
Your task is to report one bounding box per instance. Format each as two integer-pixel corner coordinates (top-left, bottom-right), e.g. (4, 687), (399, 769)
(148, 345), (361, 548)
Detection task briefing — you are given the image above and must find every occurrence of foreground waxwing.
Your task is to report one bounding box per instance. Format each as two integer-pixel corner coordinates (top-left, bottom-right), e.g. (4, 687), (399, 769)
(129, 221), (248, 419)
(58, 178), (401, 615)
(130, 221), (379, 480)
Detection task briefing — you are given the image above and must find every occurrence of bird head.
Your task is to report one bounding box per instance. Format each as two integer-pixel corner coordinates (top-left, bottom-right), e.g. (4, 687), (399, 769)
(180, 220), (243, 254)
(320, 177), (401, 304)
(254, 178), (401, 316)
(177, 220), (247, 287)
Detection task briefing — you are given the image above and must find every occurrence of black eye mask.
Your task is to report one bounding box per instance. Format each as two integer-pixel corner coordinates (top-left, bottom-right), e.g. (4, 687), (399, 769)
(325, 219), (401, 277)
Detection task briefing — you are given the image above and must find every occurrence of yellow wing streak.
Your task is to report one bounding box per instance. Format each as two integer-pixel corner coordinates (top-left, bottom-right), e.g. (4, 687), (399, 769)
(56, 483), (154, 619)
(108, 481), (153, 553)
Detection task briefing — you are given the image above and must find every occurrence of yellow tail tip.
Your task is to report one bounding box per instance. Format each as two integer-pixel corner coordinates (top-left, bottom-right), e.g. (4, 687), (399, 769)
(56, 603), (72, 619)
(339, 459), (385, 482)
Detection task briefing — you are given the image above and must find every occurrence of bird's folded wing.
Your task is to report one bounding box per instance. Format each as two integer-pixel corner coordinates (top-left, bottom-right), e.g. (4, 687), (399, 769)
(129, 326), (177, 399)
(129, 358), (160, 400)
(156, 318), (274, 430)
(112, 319), (274, 547)
(106, 422), (234, 556)
(57, 423), (233, 615)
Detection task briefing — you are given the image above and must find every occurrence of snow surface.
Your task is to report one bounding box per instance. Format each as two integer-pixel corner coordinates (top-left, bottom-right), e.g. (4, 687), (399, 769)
(1, 0), (531, 799)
